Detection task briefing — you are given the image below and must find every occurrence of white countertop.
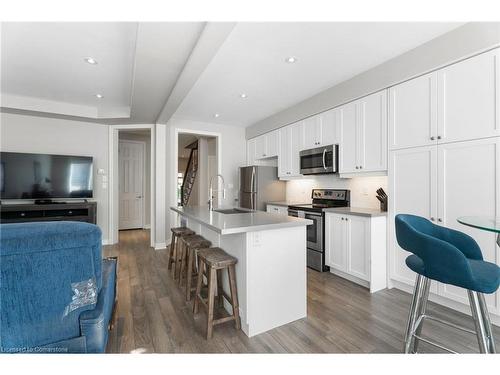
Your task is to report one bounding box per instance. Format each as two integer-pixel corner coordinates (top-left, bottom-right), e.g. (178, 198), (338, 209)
(324, 206), (387, 217)
(170, 206), (313, 235)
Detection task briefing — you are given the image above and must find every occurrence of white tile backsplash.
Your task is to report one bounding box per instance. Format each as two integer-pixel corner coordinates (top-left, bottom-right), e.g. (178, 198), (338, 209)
(286, 175), (388, 209)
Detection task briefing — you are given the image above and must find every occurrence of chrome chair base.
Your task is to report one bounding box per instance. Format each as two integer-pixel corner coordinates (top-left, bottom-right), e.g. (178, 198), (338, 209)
(404, 274), (497, 354)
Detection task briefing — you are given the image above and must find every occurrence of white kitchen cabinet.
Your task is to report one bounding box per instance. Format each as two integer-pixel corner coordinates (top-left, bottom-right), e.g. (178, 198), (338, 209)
(301, 110), (340, 151)
(266, 204), (288, 216)
(437, 49), (499, 143)
(389, 72), (437, 150)
(302, 116), (322, 150)
(388, 48), (499, 150)
(388, 138), (500, 314)
(266, 130), (279, 157)
(325, 212), (387, 293)
(320, 108), (340, 146)
(252, 130), (279, 160)
(278, 122), (302, 179)
(388, 146), (438, 288)
(338, 102), (358, 173)
(246, 138), (257, 166)
(325, 214), (346, 271)
(358, 91), (388, 172)
(436, 138), (500, 310)
(255, 135), (267, 159)
(339, 90), (388, 175)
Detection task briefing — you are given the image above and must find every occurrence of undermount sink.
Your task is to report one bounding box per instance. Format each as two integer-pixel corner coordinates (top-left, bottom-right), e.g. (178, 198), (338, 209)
(214, 208), (252, 215)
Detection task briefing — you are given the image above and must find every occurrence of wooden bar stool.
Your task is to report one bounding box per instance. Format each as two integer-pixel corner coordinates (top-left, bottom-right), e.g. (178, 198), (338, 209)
(178, 235), (211, 293)
(168, 227), (194, 276)
(193, 247), (240, 339)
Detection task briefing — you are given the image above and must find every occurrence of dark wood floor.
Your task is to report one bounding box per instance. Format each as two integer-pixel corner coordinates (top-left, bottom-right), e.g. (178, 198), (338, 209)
(104, 229), (500, 353)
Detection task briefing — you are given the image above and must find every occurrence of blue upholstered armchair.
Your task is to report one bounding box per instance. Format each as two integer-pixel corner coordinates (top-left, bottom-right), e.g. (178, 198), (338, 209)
(0, 221), (117, 353)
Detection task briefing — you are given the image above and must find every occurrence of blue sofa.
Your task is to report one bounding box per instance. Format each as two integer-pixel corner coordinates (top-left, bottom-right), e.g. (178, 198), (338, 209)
(0, 221), (117, 353)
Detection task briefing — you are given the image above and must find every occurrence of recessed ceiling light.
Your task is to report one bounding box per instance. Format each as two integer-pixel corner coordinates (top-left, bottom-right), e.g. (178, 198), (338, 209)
(95, 94), (104, 99)
(214, 113), (220, 118)
(84, 57), (98, 65)
(285, 56), (298, 63)
(240, 93), (248, 99)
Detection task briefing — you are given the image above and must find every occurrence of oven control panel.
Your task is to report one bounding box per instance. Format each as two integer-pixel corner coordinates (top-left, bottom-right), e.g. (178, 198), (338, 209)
(311, 189), (349, 201)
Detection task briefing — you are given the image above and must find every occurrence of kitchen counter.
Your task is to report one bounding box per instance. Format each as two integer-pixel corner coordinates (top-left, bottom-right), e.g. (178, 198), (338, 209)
(324, 206), (387, 217)
(170, 205), (310, 337)
(170, 206), (312, 235)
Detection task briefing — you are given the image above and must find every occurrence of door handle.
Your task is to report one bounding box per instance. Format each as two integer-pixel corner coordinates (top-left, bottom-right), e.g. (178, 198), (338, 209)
(136, 195), (143, 199)
(322, 149), (327, 170)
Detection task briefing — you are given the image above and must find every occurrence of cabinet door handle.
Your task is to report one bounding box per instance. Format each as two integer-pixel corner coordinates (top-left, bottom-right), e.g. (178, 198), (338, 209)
(359, 166), (363, 169)
(430, 136), (435, 141)
(438, 218), (443, 222)
(430, 217), (435, 221)
(437, 136), (442, 140)
(355, 166), (359, 169)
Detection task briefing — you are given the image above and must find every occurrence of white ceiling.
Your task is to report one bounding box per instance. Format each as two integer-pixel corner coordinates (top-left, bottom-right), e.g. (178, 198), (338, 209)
(174, 22), (463, 127)
(1, 22), (464, 126)
(1, 22), (204, 122)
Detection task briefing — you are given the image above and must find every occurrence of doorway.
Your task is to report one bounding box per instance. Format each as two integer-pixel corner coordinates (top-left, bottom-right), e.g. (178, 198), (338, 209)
(177, 132), (218, 208)
(118, 139), (145, 230)
(109, 125), (155, 247)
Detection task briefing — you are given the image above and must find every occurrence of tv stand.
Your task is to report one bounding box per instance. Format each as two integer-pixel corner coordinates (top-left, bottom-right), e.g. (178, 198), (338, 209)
(0, 201), (97, 224)
(34, 199), (61, 205)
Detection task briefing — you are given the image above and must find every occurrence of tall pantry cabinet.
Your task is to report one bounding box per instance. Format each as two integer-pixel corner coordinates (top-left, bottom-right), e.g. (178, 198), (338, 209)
(388, 48), (500, 317)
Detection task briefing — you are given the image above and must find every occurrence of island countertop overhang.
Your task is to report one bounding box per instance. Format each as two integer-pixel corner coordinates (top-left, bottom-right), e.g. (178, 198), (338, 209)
(170, 206), (312, 235)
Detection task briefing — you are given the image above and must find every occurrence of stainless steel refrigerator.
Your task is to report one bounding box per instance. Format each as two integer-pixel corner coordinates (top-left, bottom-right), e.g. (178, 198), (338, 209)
(239, 166), (286, 211)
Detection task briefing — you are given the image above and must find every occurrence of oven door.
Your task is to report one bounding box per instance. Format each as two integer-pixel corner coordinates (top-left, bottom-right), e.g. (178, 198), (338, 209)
(304, 211), (323, 251)
(300, 145), (336, 175)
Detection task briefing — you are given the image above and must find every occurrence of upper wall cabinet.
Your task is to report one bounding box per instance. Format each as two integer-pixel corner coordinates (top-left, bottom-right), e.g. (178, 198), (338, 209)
(389, 72), (437, 150)
(339, 90), (388, 174)
(247, 138), (257, 166)
(278, 121), (302, 178)
(301, 109), (340, 150)
(437, 49), (499, 143)
(389, 48), (499, 150)
(252, 129), (279, 160)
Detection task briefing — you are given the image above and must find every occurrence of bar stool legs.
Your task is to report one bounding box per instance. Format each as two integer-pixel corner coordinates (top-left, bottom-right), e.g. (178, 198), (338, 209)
(404, 274), (497, 354)
(193, 248), (240, 339)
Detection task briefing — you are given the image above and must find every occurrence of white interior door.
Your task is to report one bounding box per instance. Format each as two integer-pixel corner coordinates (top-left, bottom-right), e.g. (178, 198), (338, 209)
(119, 140), (145, 230)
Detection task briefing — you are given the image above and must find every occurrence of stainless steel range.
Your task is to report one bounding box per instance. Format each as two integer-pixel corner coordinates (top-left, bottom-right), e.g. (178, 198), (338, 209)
(288, 189), (350, 272)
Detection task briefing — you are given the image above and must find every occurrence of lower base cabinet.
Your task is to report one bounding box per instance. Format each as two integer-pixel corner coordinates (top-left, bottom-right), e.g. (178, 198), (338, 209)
(325, 212), (387, 293)
(266, 204), (288, 216)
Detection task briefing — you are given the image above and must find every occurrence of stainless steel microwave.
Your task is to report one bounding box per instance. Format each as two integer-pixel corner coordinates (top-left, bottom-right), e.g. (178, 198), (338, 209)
(299, 144), (337, 175)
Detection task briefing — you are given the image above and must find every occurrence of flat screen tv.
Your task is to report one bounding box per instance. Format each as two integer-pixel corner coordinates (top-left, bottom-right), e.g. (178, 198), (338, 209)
(0, 152), (93, 200)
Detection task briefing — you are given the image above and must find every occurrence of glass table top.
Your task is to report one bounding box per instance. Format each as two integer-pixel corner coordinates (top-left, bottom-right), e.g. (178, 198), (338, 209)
(457, 216), (500, 234)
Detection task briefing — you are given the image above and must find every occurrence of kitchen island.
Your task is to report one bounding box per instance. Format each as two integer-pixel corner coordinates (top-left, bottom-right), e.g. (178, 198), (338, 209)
(170, 206), (312, 337)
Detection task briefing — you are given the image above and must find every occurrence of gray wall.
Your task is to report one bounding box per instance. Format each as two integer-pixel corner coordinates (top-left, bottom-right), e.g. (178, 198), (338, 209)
(0, 112), (110, 241)
(246, 22), (500, 139)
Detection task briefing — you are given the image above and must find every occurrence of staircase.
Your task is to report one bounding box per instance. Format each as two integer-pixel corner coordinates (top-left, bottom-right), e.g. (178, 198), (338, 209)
(181, 141), (199, 206)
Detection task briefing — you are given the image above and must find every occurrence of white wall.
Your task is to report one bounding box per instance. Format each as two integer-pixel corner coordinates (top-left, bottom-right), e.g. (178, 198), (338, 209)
(0, 112), (110, 242)
(286, 175), (388, 210)
(159, 117), (246, 245)
(118, 131), (151, 227)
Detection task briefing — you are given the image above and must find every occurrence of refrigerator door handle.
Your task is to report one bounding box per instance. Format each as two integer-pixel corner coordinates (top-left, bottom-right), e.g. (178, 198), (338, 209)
(251, 167), (256, 192)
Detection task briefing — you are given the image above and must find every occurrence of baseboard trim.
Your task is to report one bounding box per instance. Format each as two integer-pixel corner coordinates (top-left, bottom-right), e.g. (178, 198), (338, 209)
(143, 224), (151, 229)
(155, 242), (167, 250)
(102, 239), (112, 245)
